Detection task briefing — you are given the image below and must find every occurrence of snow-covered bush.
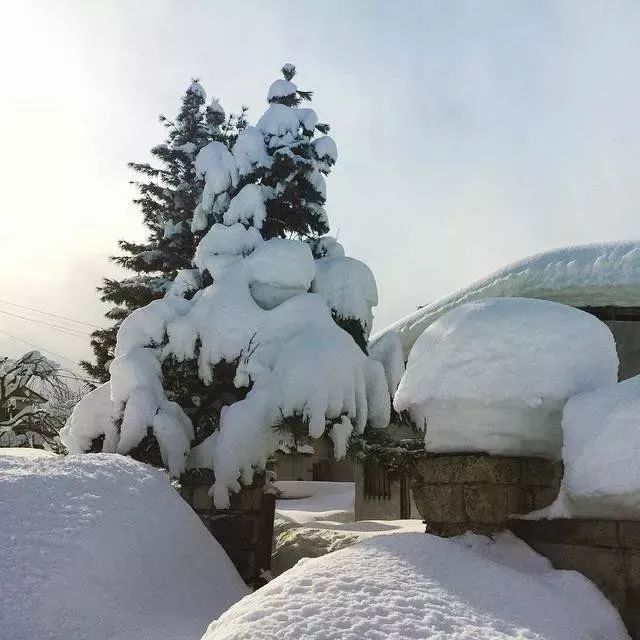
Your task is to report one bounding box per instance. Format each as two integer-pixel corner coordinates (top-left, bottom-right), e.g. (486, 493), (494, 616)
(63, 65), (389, 507)
(548, 375), (640, 519)
(394, 298), (619, 459)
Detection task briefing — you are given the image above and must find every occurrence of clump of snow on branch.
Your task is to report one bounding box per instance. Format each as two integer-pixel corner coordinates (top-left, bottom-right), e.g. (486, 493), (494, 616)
(312, 255), (378, 340)
(394, 298), (618, 459)
(60, 383), (118, 454)
(368, 330), (405, 397)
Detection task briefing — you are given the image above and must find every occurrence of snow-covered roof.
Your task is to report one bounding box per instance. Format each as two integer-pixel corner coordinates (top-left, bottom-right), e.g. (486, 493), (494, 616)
(374, 241), (640, 358)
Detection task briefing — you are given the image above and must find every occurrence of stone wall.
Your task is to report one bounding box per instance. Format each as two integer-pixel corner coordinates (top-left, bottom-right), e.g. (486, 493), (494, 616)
(606, 319), (640, 380)
(411, 453), (562, 536)
(508, 519), (640, 639)
(181, 473), (275, 588)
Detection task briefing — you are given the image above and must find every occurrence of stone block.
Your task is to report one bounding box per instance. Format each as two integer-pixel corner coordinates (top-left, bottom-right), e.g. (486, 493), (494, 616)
(522, 459), (562, 487)
(414, 484), (465, 523)
(505, 486), (534, 516)
(460, 455), (522, 484)
(509, 519), (619, 548)
(463, 485), (508, 524)
(413, 456), (461, 483)
(529, 542), (627, 611)
(619, 522), (640, 550)
(532, 486), (559, 510)
(625, 551), (640, 639)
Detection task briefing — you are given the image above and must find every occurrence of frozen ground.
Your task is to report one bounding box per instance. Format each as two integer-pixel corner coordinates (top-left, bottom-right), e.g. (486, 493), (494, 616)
(0, 452), (247, 640)
(204, 531), (629, 640)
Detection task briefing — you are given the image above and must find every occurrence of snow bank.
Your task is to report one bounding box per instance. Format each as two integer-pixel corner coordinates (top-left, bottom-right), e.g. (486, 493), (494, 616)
(273, 481), (424, 575)
(0, 453), (247, 640)
(394, 298), (618, 458)
(275, 480), (355, 523)
(374, 241), (640, 358)
(0, 446), (56, 458)
(203, 531), (629, 640)
(540, 375), (640, 519)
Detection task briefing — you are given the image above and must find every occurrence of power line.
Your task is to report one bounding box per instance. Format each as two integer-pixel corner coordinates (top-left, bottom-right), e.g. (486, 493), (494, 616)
(0, 309), (91, 338)
(0, 298), (99, 329)
(0, 328), (82, 366)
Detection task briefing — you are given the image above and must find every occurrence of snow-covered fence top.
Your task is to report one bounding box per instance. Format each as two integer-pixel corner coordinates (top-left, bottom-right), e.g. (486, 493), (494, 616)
(373, 241), (640, 359)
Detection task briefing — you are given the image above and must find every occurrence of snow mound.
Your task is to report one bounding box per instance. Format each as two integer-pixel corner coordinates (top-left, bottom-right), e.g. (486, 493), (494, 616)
(0, 447), (56, 458)
(374, 241), (640, 358)
(203, 531), (629, 640)
(394, 298), (618, 458)
(551, 375), (640, 518)
(275, 480), (355, 524)
(0, 453), (247, 640)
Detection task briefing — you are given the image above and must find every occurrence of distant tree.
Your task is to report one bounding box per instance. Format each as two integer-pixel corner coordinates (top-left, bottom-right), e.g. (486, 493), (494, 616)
(0, 351), (88, 452)
(81, 81), (247, 381)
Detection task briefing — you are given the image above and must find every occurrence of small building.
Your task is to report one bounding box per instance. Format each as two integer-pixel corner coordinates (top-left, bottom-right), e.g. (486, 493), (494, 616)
(271, 433), (354, 482)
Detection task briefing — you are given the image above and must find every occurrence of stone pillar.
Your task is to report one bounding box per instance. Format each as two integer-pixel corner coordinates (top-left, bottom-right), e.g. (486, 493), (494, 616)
(181, 471), (276, 589)
(410, 453), (562, 536)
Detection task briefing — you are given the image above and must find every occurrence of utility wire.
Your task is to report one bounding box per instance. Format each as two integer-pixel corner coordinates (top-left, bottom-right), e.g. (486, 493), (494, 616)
(0, 328), (82, 366)
(0, 298), (99, 329)
(0, 309), (90, 338)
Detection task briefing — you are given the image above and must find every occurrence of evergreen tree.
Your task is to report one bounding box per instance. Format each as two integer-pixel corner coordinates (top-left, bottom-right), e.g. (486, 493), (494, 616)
(81, 81), (247, 381)
(65, 66), (389, 508)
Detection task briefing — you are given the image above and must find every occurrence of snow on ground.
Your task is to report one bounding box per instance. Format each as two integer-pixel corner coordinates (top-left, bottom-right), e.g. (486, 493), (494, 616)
(527, 375), (640, 520)
(0, 446), (57, 458)
(394, 297), (618, 459)
(0, 453), (248, 640)
(272, 480), (423, 575)
(204, 531), (629, 640)
(275, 480), (355, 523)
(373, 241), (640, 359)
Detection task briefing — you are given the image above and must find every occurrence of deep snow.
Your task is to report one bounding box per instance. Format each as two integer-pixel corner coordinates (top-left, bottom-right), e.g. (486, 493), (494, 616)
(203, 531), (629, 640)
(0, 452), (247, 640)
(394, 297), (618, 458)
(529, 375), (640, 520)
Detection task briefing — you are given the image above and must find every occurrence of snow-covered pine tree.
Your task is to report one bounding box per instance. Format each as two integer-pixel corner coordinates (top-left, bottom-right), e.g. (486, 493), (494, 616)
(63, 65), (392, 509)
(80, 81), (247, 382)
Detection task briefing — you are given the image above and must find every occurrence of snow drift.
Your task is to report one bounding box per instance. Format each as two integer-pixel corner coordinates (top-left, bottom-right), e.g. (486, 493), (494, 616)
(373, 241), (640, 359)
(0, 453), (248, 640)
(540, 375), (640, 519)
(202, 532), (629, 640)
(394, 298), (618, 458)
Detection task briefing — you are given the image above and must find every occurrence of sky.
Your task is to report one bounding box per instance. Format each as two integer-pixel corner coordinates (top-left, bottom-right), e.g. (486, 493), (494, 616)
(1, 0), (639, 374)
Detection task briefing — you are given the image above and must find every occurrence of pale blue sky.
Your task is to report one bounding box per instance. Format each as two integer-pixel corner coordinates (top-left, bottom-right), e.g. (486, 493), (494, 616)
(1, 1), (639, 370)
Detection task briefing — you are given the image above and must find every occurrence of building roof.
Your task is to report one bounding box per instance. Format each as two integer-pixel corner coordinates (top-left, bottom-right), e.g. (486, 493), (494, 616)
(373, 241), (640, 358)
